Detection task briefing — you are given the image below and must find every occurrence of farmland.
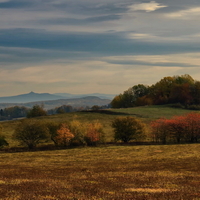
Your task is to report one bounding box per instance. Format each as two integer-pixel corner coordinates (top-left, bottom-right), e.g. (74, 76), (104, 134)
(0, 105), (200, 199)
(1, 144), (200, 199)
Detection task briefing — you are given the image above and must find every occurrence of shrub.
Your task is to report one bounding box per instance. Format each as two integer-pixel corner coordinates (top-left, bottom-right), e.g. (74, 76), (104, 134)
(13, 120), (49, 149)
(112, 116), (145, 143)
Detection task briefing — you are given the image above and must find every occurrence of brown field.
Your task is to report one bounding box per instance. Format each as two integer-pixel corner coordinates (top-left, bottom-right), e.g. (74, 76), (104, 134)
(1, 144), (200, 200)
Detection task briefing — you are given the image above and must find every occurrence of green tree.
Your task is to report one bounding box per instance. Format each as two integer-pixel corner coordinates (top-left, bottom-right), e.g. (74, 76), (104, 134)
(46, 121), (61, 146)
(0, 135), (9, 148)
(68, 120), (87, 146)
(27, 105), (47, 118)
(13, 120), (49, 149)
(112, 116), (145, 143)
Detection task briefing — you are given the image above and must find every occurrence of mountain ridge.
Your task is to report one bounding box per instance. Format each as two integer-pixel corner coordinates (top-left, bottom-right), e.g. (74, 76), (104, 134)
(0, 92), (113, 109)
(0, 92), (115, 104)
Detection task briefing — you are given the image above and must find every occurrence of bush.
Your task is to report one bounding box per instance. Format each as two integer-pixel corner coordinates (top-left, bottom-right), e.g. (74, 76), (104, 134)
(13, 120), (49, 149)
(112, 116), (145, 143)
(0, 135), (9, 148)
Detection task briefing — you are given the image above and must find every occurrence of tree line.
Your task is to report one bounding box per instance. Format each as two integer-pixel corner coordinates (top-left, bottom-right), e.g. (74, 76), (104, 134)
(0, 104), (109, 121)
(1, 111), (200, 150)
(111, 74), (200, 108)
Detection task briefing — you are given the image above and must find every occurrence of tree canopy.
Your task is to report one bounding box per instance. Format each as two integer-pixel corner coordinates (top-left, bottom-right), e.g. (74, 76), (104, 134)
(111, 74), (200, 108)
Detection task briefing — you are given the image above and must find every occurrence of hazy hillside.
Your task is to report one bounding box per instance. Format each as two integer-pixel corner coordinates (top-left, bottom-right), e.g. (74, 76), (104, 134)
(0, 92), (63, 103)
(0, 96), (111, 109)
(0, 92), (115, 104)
(53, 93), (116, 100)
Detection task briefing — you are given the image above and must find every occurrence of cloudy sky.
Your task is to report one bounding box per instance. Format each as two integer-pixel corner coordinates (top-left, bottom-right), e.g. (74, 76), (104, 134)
(1, 0), (200, 96)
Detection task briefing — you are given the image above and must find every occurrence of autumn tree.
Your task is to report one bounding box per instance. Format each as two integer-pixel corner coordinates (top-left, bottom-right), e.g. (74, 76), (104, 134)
(85, 121), (105, 145)
(55, 123), (74, 147)
(150, 118), (171, 144)
(111, 94), (124, 108)
(150, 112), (200, 144)
(184, 112), (200, 143)
(112, 116), (145, 143)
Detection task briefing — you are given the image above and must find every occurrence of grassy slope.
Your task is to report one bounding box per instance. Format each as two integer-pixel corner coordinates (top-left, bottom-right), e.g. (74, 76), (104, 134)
(1, 105), (197, 147)
(0, 144), (200, 199)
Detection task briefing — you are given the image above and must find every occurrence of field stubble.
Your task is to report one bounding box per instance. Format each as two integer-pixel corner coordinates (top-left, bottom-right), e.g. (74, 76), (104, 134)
(0, 144), (200, 200)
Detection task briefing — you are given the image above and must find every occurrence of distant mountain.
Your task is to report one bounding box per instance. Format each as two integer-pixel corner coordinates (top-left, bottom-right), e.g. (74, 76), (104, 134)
(0, 92), (116, 104)
(0, 92), (64, 103)
(0, 96), (111, 110)
(53, 93), (116, 100)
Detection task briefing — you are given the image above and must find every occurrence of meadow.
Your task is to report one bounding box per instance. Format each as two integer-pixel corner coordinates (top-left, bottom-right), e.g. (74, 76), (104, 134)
(0, 105), (200, 199)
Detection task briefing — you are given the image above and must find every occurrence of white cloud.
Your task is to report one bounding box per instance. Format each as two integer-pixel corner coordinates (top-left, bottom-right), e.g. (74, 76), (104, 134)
(166, 7), (200, 19)
(128, 1), (167, 12)
(105, 53), (200, 67)
(127, 32), (200, 43)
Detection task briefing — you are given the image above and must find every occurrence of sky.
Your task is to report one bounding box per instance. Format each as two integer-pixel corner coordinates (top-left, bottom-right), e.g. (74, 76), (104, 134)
(1, 0), (200, 96)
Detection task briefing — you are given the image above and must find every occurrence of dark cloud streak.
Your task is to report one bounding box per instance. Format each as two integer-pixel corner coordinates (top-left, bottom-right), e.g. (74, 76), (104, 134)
(37, 15), (122, 26)
(0, 28), (200, 60)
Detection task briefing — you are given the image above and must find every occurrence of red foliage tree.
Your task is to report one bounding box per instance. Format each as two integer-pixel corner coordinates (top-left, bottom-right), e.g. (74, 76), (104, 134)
(151, 112), (200, 144)
(150, 118), (171, 144)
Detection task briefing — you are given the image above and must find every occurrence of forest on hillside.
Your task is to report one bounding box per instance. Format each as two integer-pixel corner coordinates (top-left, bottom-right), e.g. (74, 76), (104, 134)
(111, 74), (200, 109)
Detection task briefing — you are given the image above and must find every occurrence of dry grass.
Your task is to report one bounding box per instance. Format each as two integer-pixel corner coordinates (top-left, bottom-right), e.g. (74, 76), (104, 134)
(1, 144), (200, 199)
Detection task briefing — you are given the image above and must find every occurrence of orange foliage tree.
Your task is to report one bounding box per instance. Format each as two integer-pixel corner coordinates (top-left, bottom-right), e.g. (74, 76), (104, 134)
(85, 121), (104, 145)
(55, 123), (74, 147)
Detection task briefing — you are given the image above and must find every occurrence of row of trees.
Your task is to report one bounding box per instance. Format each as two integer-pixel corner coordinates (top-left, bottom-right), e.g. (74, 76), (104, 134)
(0, 106), (29, 120)
(151, 112), (200, 144)
(13, 119), (105, 149)
(111, 74), (200, 108)
(0, 104), (110, 121)
(1, 111), (200, 150)
(0, 116), (146, 149)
